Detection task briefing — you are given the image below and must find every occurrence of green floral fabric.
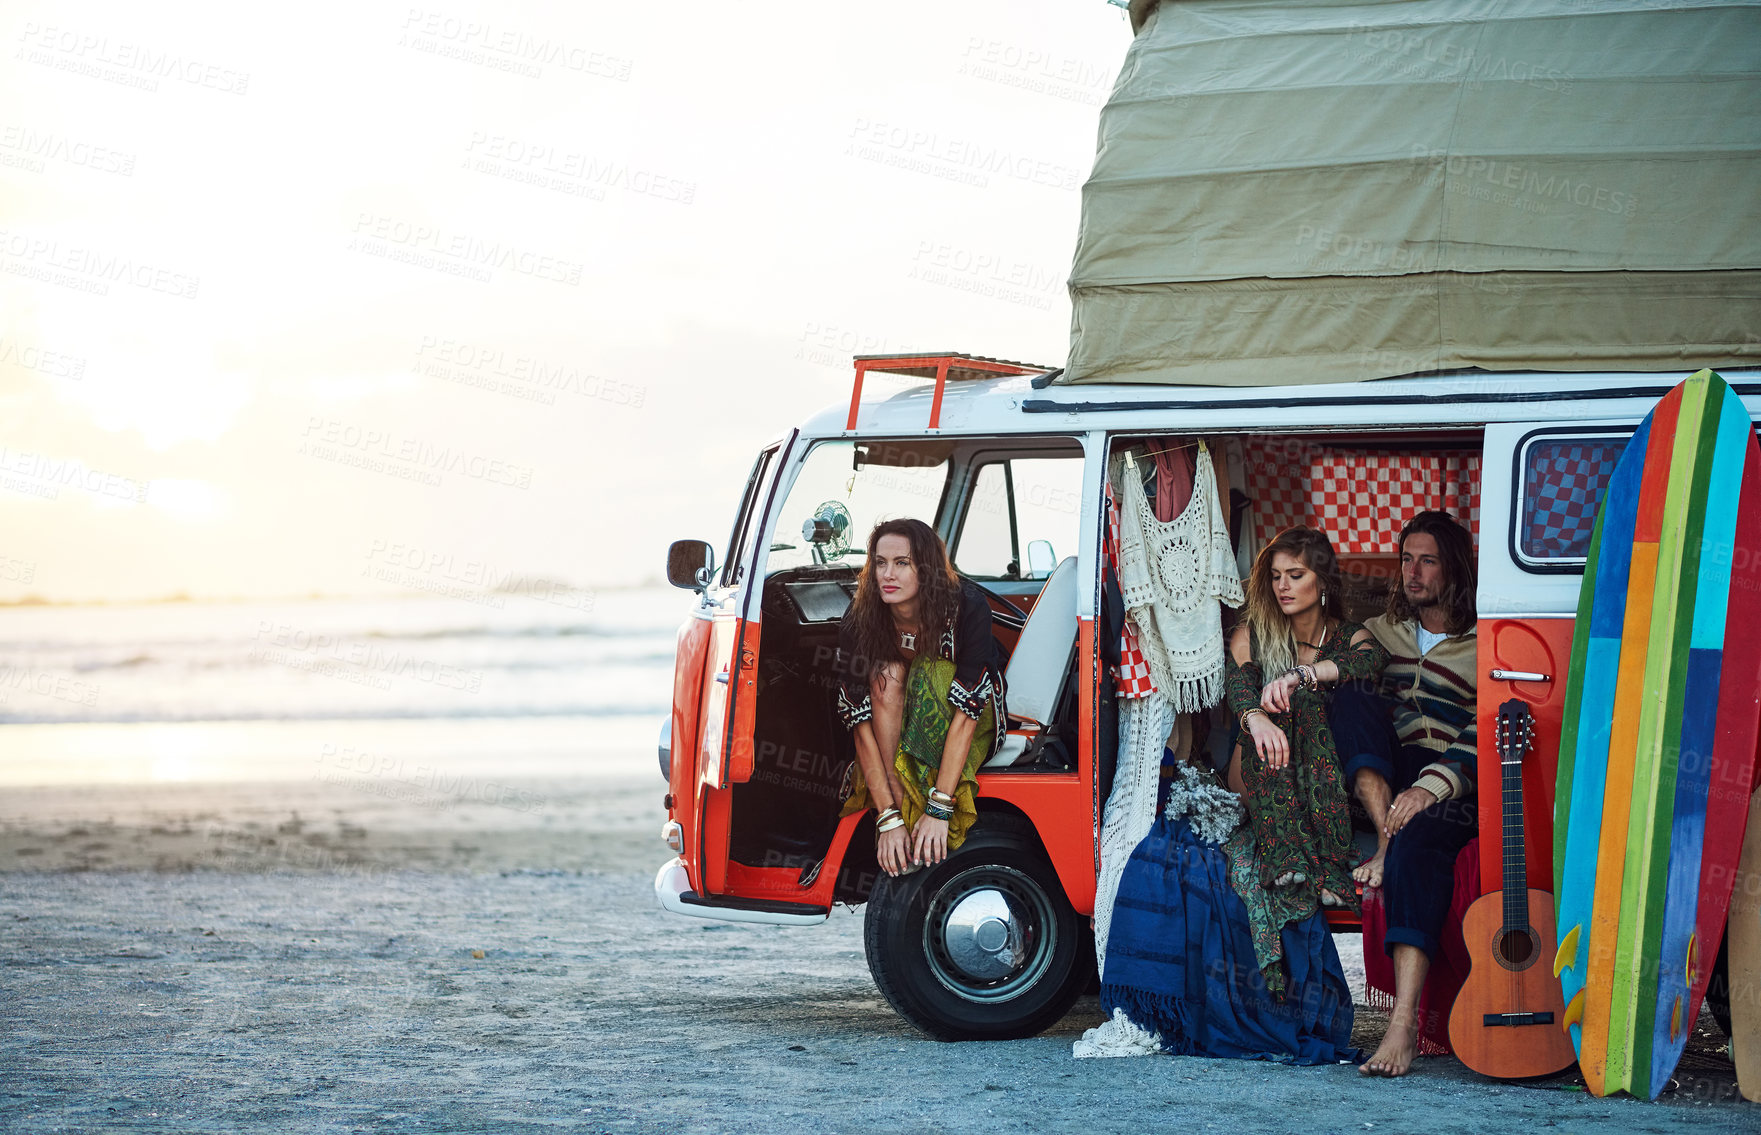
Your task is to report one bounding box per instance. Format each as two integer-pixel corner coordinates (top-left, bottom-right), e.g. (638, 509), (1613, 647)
(1224, 621), (1387, 991)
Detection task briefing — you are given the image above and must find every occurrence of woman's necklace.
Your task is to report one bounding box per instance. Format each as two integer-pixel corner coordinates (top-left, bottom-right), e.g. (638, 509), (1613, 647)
(899, 630), (916, 651)
(1296, 619), (1329, 661)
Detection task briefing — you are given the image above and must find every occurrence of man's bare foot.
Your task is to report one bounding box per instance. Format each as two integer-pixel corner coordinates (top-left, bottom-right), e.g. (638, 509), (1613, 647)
(1359, 1020), (1418, 1077)
(1272, 871), (1307, 886)
(1352, 850), (1386, 889)
(1320, 888), (1345, 907)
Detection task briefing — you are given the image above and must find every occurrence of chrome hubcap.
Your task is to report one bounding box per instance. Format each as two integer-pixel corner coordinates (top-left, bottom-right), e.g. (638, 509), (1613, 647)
(943, 890), (1022, 980)
(924, 865), (1057, 1003)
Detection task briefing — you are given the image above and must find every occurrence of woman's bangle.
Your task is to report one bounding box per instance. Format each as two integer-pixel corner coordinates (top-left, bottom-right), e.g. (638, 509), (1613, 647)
(927, 788), (955, 806)
(877, 809), (905, 834)
(1240, 708), (1268, 732)
(1283, 665), (1321, 692)
(922, 800), (954, 822)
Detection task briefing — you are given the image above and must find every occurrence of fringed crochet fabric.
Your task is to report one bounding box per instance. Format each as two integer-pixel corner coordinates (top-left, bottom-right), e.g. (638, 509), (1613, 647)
(1072, 1008), (1163, 1059)
(1116, 443), (1244, 713)
(1092, 692), (1175, 980)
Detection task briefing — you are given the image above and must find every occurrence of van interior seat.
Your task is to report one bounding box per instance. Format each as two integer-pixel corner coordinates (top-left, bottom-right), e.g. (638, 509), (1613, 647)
(985, 555), (1079, 768)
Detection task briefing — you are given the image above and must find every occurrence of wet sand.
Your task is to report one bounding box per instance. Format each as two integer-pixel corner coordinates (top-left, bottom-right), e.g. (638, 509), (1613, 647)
(0, 776), (663, 877)
(1, 776), (1752, 1133)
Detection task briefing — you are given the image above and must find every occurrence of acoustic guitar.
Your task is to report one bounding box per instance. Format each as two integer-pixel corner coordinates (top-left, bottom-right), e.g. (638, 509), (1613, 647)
(1448, 698), (1577, 1078)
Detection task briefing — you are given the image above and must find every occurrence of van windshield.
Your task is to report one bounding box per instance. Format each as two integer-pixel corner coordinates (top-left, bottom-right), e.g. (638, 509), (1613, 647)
(765, 440), (950, 575)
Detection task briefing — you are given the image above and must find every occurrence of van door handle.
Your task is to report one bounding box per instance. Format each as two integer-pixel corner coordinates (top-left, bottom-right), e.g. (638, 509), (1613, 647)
(1490, 669), (1551, 683)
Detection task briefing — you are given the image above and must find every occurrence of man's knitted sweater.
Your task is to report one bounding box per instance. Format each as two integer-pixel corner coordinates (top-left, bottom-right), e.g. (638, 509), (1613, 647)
(1364, 613), (1477, 802)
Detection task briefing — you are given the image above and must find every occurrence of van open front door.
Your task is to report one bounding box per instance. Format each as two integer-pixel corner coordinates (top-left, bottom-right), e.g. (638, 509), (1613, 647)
(659, 429), (833, 925)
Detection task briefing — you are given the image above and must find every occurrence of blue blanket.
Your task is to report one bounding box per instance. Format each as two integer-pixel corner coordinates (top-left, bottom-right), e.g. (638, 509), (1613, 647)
(1101, 814), (1359, 1065)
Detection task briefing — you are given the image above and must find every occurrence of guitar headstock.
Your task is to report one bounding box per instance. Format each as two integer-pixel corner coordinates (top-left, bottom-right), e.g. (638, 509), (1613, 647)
(1497, 698), (1534, 761)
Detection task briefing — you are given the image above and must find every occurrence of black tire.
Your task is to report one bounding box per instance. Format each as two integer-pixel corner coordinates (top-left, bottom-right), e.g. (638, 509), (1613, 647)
(862, 812), (1091, 1041)
(1707, 927), (1733, 1039)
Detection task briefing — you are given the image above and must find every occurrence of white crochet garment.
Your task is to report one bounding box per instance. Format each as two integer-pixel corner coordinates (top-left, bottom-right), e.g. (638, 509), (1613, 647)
(1116, 442), (1244, 713)
(1091, 693), (1175, 983)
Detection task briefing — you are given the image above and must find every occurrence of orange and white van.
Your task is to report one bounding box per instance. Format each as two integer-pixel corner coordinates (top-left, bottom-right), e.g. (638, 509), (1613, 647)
(655, 351), (1760, 1040)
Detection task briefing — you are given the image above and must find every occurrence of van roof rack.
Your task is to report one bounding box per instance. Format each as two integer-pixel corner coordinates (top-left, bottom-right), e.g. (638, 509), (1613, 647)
(846, 352), (1056, 431)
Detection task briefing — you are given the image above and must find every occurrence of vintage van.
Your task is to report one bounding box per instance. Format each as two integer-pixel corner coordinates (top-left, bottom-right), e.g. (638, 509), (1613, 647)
(654, 351), (1761, 1040)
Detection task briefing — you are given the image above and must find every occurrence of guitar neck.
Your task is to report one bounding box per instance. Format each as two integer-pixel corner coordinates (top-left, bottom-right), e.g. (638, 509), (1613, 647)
(1500, 701), (1532, 932)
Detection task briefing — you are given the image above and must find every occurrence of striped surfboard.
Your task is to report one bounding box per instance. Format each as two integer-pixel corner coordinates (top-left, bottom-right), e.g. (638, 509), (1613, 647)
(1553, 369), (1761, 1098)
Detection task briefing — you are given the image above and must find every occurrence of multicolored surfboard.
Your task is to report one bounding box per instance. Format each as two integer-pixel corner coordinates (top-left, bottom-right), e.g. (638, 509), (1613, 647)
(1552, 369), (1761, 1098)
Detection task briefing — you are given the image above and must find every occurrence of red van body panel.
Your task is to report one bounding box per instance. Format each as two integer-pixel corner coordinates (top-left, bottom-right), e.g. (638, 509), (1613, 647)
(669, 616), (711, 892)
(727, 621), (762, 786)
(1477, 615), (1575, 897)
(976, 618), (1100, 915)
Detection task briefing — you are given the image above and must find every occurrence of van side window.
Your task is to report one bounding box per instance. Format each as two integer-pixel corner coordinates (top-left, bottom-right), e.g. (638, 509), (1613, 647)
(1516, 434), (1629, 566)
(954, 457), (1084, 580)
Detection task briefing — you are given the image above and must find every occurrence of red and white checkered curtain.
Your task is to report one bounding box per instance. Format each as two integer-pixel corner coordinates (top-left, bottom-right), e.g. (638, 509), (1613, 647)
(1243, 442), (1481, 555)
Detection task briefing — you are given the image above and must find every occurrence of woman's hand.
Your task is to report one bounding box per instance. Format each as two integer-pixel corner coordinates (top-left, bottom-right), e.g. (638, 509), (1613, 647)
(1261, 672), (1300, 714)
(912, 815), (950, 867)
(1247, 714), (1290, 771)
(876, 824), (911, 876)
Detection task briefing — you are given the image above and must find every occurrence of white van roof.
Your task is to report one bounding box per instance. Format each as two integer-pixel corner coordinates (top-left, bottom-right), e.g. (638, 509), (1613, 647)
(817, 368), (1761, 439)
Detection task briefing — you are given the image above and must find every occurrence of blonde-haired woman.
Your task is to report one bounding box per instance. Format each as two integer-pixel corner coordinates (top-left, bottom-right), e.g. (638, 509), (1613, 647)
(1224, 526), (1387, 988)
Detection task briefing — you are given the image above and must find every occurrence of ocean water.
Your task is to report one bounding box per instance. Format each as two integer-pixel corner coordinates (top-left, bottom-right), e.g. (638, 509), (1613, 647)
(0, 589), (696, 787)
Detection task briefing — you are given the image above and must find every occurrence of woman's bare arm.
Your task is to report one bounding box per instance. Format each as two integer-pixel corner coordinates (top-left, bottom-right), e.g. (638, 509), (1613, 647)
(853, 721), (913, 876)
(851, 722), (895, 811)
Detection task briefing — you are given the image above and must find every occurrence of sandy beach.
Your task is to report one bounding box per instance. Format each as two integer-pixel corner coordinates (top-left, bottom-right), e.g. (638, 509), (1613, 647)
(2, 772), (1753, 1134)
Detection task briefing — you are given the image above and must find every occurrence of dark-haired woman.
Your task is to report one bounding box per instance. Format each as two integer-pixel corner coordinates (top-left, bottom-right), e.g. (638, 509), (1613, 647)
(834, 519), (1006, 876)
(1224, 526), (1387, 989)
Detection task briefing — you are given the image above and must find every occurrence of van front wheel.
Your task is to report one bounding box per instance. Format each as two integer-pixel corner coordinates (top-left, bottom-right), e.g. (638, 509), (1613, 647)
(862, 815), (1090, 1040)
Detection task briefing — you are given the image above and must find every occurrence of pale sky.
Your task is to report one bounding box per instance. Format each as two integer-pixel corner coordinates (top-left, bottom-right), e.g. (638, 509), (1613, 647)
(0, 0), (1127, 602)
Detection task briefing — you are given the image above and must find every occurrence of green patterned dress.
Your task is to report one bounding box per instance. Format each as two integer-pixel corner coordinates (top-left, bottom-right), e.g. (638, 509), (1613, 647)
(1223, 622), (1387, 990)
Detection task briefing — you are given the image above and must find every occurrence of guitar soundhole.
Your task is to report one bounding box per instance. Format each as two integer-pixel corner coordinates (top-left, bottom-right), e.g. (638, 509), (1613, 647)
(1497, 929), (1536, 970)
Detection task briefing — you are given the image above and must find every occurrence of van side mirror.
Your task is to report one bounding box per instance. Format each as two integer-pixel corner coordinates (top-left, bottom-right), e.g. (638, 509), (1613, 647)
(1026, 540), (1057, 580)
(667, 539), (717, 591)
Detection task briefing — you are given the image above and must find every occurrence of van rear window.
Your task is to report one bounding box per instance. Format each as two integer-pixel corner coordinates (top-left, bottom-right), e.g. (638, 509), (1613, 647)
(1517, 435), (1628, 566)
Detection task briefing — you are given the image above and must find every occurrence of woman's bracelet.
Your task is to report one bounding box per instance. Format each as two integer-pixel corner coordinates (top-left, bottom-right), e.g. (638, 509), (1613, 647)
(1281, 665), (1321, 692)
(1239, 707), (1269, 732)
(927, 788), (955, 807)
(922, 799), (955, 822)
(876, 806), (904, 834)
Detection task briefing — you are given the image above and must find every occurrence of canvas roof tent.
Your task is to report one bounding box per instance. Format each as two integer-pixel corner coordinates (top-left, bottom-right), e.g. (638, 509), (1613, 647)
(1060, 0), (1761, 387)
